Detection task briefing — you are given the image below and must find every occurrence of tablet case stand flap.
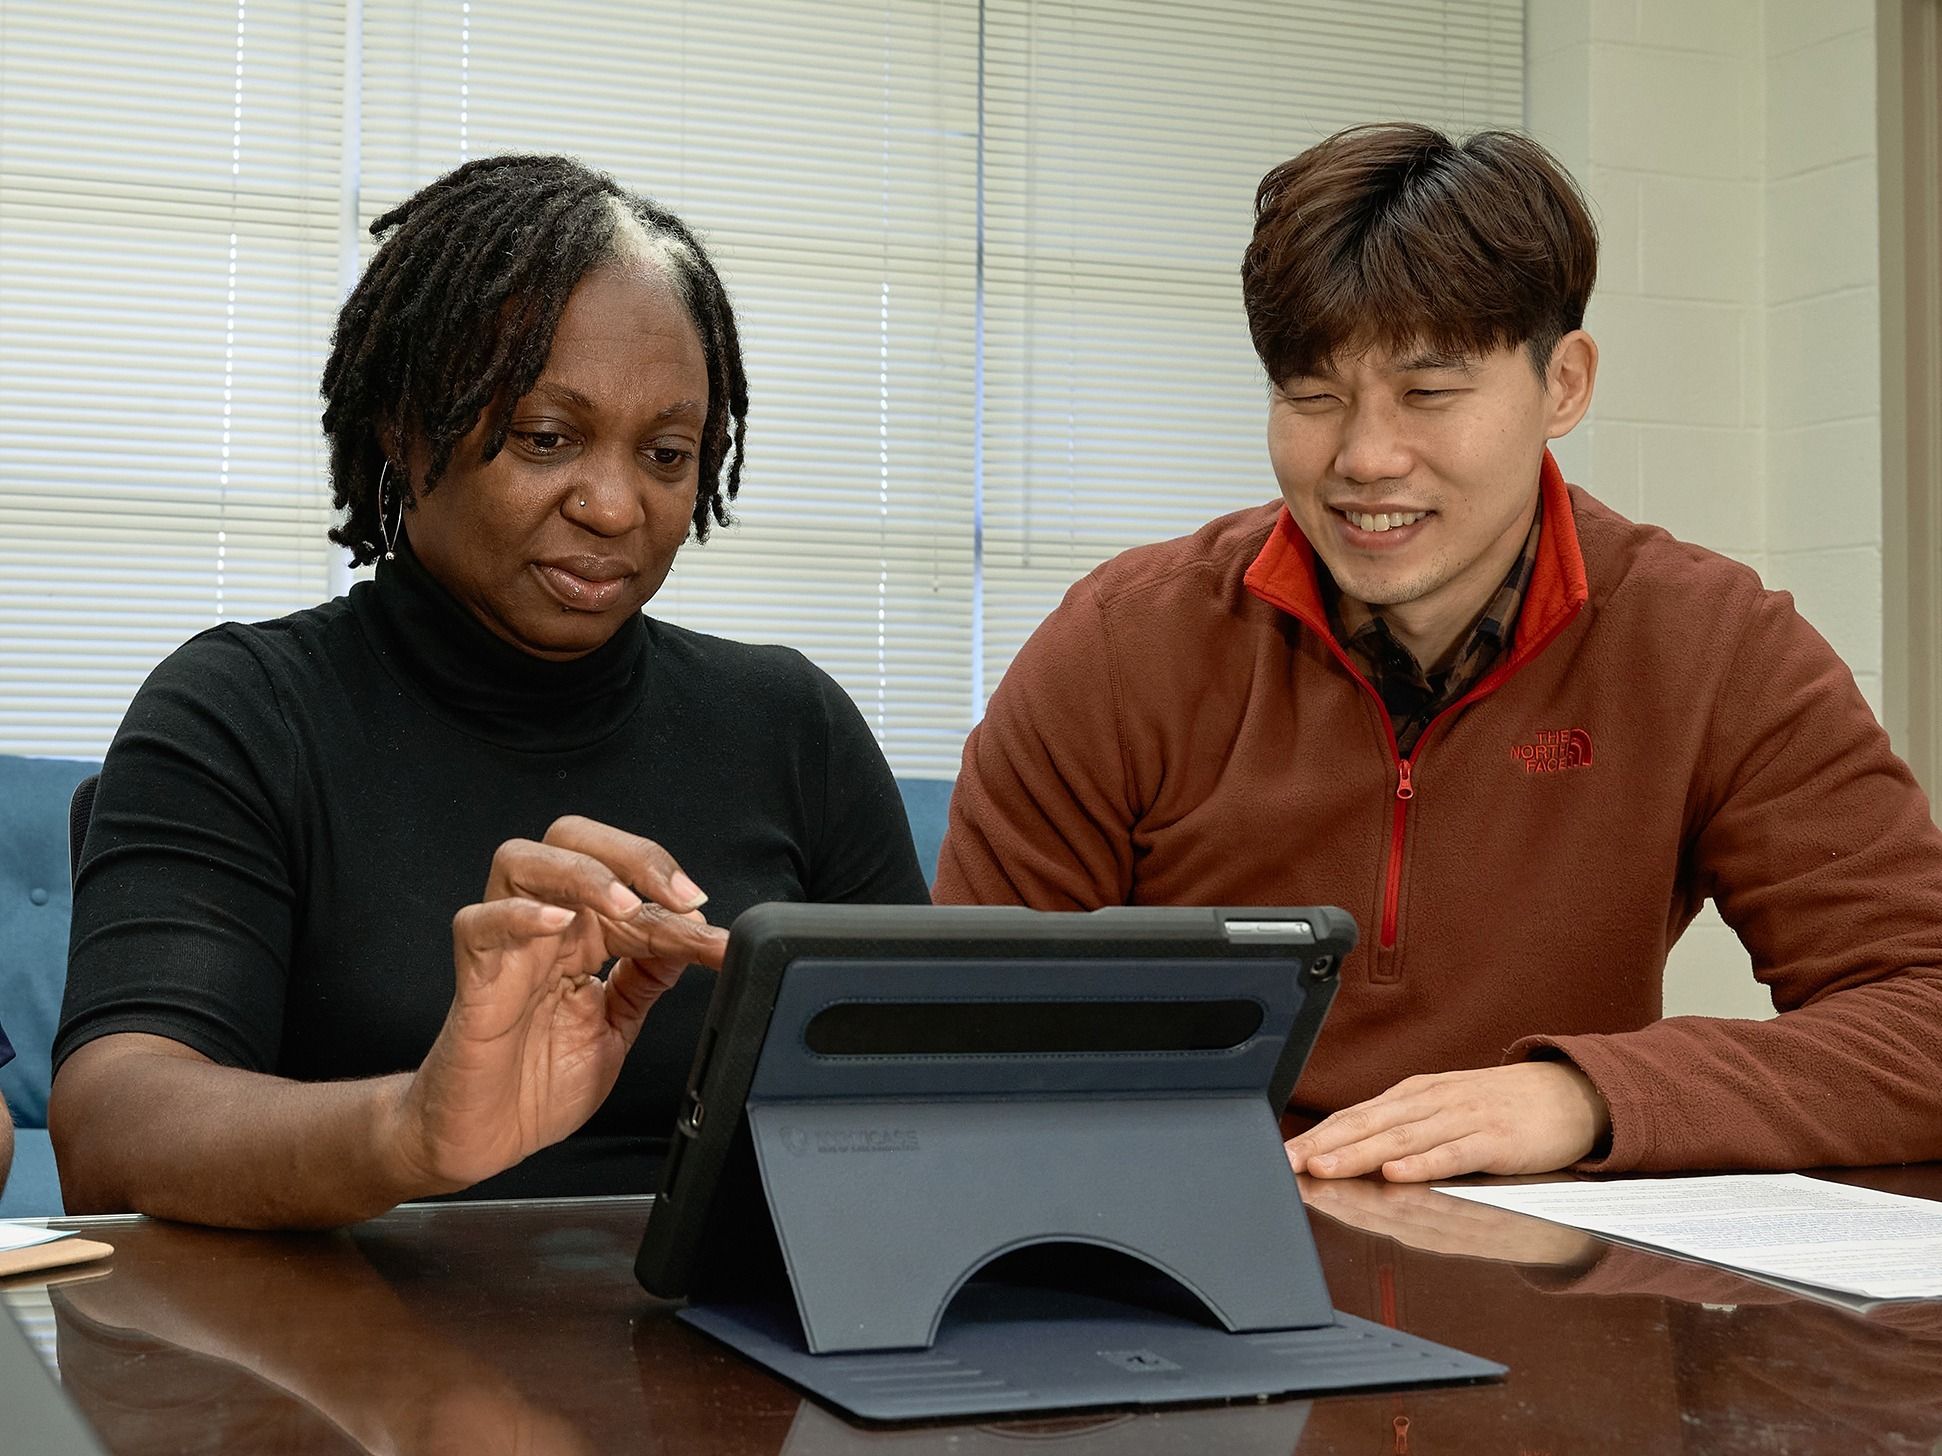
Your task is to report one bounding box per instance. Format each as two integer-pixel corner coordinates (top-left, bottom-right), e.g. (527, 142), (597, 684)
(678, 954), (1506, 1419)
(748, 1094), (1327, 1354)
(681, 1299), (1503, 1424)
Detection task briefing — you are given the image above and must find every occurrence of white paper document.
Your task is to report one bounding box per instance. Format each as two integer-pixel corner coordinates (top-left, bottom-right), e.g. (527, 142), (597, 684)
(1435, 1174), (1942, 1305)
(0, 1222), (72, 1254)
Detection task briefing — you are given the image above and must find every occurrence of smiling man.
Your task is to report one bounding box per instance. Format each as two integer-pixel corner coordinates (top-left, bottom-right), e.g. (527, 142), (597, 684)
(934, 123), (1942, 1179)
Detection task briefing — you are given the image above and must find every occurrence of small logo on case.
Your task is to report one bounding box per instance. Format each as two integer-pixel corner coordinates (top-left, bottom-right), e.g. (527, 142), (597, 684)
(780, 1126), (920, 1155)
(1098, 1349), (1181, 1374)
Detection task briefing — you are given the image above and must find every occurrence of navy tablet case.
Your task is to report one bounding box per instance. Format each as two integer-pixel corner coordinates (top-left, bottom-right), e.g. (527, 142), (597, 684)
(639, 904), (1504, 1421)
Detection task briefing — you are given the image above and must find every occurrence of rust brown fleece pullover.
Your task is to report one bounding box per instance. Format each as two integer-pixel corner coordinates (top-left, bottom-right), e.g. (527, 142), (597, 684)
(935, 455), (1942, 1171)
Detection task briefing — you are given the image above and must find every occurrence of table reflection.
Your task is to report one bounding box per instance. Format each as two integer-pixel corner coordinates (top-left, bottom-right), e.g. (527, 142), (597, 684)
(780, 1401), (1310, 1453)
(6, 1173), (1941, 1456)
(49, 1218), (611, 1455)
(1298, 1171), (1942, 1455)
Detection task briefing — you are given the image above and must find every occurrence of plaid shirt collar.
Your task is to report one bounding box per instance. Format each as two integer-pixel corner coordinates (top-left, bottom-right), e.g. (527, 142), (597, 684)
(1324, 500), (1544, 756)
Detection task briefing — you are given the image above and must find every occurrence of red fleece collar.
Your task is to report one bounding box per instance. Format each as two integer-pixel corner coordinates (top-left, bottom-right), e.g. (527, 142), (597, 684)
(1242, 449), (1588, 668)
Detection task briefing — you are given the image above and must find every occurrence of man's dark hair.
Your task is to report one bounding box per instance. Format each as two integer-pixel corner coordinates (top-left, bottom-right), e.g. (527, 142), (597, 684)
(1241, 123), (1598, 383)
(322, 153), (749, 566)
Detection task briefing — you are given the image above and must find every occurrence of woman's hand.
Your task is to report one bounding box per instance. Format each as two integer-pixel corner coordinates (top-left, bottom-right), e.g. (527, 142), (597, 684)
(390, 816), (729, 1195)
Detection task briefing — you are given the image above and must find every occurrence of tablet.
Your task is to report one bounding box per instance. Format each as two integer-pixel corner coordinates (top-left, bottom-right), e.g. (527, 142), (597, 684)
(634, 902), (1355, 1303)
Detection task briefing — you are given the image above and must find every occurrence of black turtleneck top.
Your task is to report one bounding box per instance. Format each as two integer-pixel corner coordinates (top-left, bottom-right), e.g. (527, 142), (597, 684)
(57, 540), (929, 1198)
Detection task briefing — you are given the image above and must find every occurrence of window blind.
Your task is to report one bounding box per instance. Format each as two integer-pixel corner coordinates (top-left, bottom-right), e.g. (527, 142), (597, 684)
(979, 0), (1525, 694)
(1, 0), (1524, 775)
(0, 0), (344, 753)
(358, 0), (980, 776)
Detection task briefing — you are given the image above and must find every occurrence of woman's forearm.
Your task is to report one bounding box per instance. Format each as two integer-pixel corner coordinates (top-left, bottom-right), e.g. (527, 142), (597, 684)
(50, 846), (707, 1229)
(49, 1034), (436, 1229)
(0, 1096), (14, 1198)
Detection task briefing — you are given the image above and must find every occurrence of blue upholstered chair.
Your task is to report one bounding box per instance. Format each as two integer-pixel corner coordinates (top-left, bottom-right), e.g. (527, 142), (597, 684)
(894, 777), (953, 891)
(0, 754), (100, 1218)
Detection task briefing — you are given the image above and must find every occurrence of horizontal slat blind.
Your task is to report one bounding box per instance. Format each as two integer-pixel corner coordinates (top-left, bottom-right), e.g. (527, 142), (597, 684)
(979, 0), (1525, 694)
(359, 0), (979, 776)
(0, 0), (343, 752)
(1, 0), (1524, 772)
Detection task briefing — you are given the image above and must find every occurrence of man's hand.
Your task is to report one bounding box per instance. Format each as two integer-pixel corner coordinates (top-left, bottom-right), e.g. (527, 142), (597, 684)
(1297, 1174), (1602, 1267)
(390, 817), (731, 1195)
(1285, 1062), (1611, 1182)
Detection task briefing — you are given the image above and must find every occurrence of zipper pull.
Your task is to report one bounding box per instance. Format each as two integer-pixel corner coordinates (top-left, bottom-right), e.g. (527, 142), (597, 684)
(1396, 760), (1414, 801)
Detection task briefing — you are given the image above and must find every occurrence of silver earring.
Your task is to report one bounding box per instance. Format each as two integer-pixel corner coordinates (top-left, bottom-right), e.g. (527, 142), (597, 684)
(378, 461), (400, 562)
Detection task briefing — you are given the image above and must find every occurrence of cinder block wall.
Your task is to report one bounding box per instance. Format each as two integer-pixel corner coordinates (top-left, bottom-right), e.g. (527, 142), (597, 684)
(1525, 0), (1882, 1020)
(1762, 6), (1883, 713)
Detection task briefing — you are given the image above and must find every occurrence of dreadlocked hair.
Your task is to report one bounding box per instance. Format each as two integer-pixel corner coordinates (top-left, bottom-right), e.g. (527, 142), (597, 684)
(322, 154), (749, 566)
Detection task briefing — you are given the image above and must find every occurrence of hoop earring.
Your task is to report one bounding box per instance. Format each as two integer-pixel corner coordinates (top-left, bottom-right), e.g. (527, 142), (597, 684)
(378, 461), (400, 562)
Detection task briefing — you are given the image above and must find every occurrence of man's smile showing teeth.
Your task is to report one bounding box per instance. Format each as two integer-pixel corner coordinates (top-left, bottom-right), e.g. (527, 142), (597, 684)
(1341, 508), (1429, 532)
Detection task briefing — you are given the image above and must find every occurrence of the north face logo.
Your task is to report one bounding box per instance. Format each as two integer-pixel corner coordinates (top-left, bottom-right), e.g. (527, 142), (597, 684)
(1511, 728), (1594, 774)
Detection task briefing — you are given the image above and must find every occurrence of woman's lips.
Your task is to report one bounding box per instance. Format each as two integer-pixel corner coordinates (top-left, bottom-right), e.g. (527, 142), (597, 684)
(535, 562), (632, 611)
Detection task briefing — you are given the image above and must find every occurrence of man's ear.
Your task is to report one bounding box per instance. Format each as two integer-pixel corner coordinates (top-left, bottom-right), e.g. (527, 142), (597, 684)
(1543, 330), (1598, 439)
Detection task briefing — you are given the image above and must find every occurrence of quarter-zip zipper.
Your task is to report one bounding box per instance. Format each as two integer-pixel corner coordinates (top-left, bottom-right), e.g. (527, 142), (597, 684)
(1381, 759), (1413, 947)
(1372, 601), (1585, 945)
(1300, 629), (1417, 947)
(1309, 600), (1585, 952)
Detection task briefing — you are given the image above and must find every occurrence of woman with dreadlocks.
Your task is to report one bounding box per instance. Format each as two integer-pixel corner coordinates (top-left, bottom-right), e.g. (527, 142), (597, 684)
(49, 156), (929, 1227)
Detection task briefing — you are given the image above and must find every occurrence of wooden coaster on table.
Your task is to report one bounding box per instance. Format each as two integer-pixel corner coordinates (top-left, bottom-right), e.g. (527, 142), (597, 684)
(0, 1239), (114, 1282)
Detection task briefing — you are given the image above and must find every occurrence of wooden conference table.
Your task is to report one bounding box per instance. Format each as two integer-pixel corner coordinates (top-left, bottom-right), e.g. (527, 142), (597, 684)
(7, 1166), (1941, 1455)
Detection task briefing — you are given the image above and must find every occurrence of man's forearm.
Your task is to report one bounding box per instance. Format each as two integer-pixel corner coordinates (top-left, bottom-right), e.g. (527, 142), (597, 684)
(0, 1096), (13, 1198)
(50, 1040), (432, 1229)
(1517, 971), (1942, 1171)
